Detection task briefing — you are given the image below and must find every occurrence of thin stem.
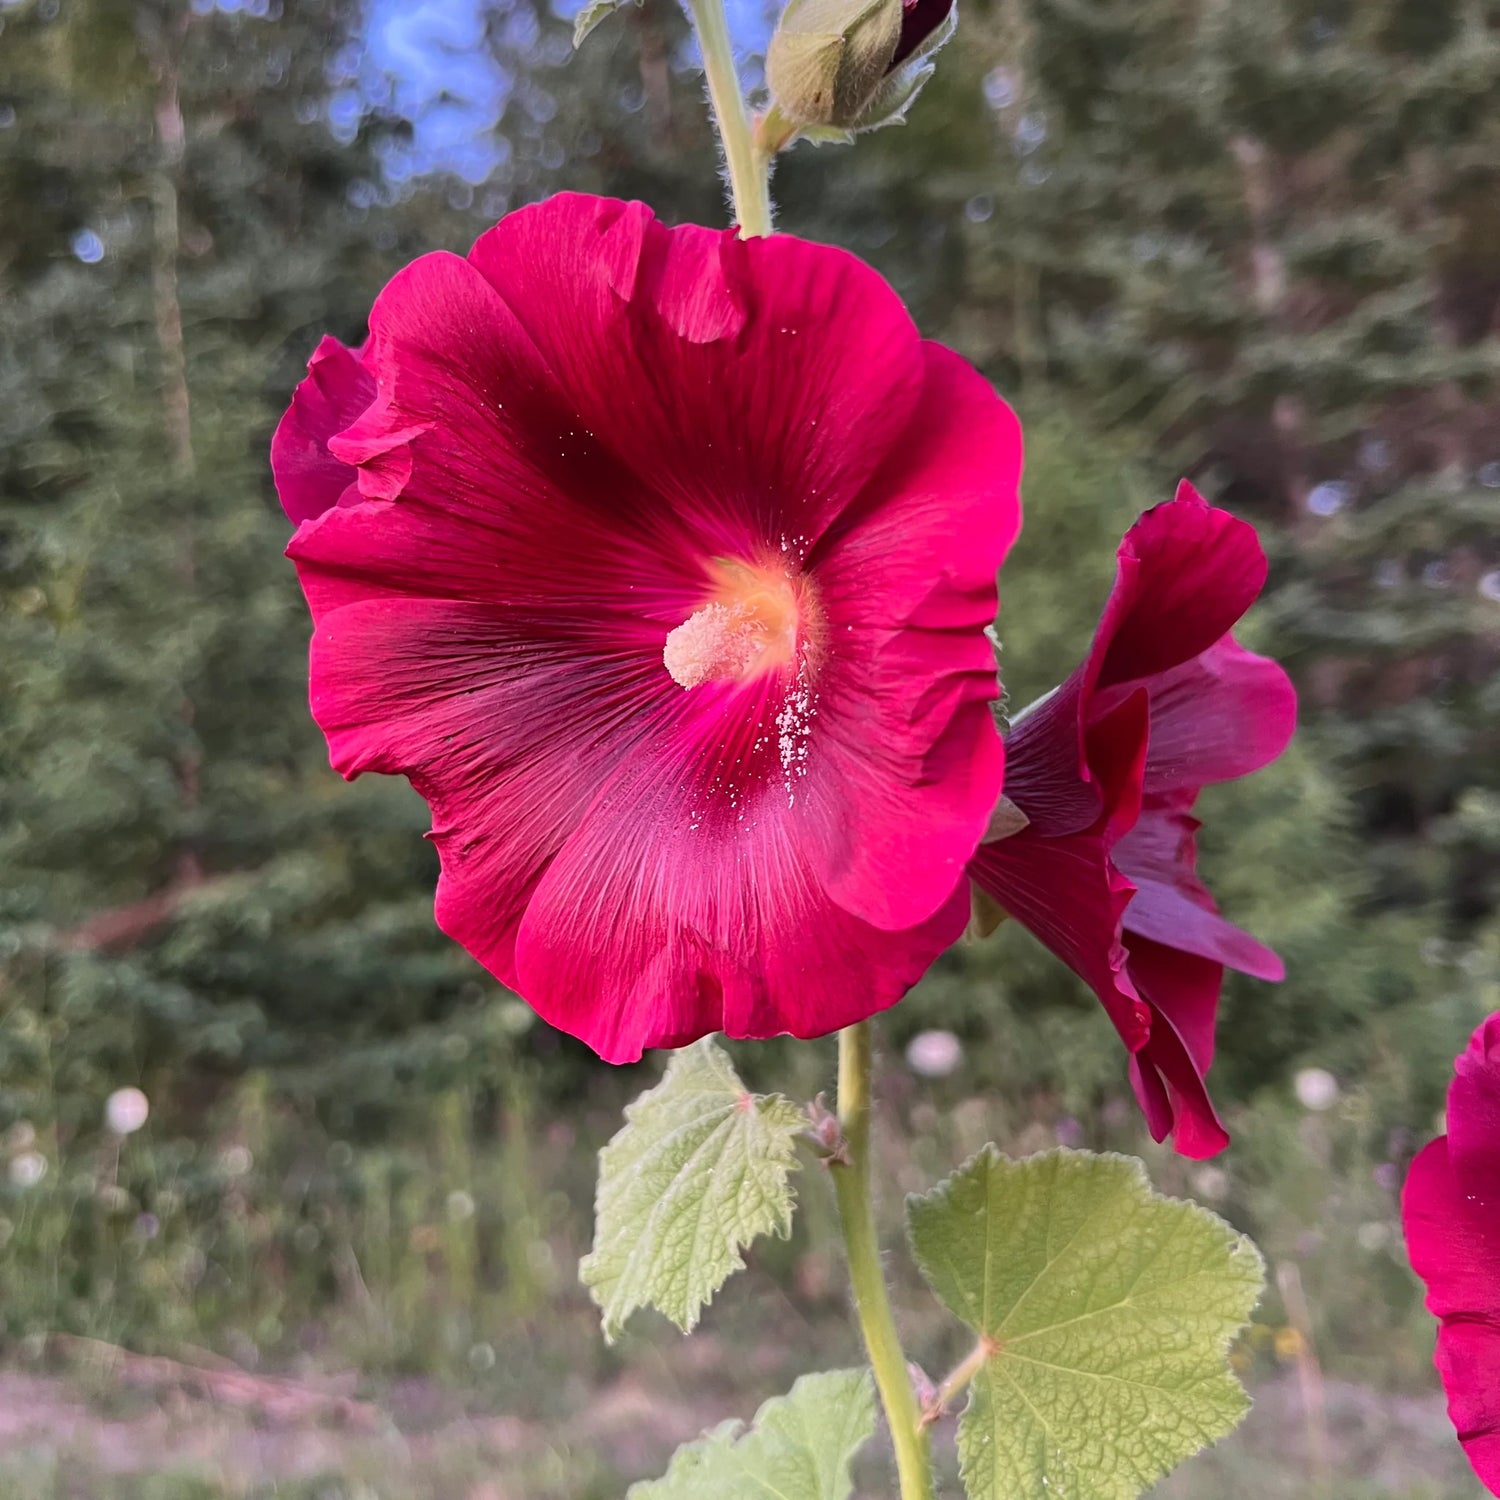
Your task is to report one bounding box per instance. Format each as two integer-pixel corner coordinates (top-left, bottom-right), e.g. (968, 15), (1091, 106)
(920, 1335), (996, 1428)
(752, 102), (800, 183)
(682, 0), (773, 236)
(831, 1023), (933, 1500)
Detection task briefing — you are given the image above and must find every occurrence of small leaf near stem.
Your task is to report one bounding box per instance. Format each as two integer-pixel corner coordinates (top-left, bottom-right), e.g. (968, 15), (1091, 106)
(680, 0), (773, 236)
(831, 1022), (934, 1500)
(628, 1369), (876, 1499)
(580, 1038), (802, 1341)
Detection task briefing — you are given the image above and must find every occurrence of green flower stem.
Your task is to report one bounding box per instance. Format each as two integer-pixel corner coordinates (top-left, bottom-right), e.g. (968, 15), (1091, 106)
(682, 0), (773, 236)
(832, 1022), (934, 1500)
(753, 102), (800, 178)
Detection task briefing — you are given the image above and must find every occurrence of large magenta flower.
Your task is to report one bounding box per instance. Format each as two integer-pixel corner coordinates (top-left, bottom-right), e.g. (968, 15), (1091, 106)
(272, 194), (1022, 1063)
(969, 485), (1296, 1158)
(1403, 1013), (1500, 1495)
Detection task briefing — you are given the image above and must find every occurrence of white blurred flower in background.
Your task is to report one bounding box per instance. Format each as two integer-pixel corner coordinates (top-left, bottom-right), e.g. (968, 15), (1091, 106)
(105, 1087), (150, 1136)
(905, 1029), (963, 1079)
(1294, 1067), (1340, 1112)
(9, 1152), (47, 1188)
(1192, 1166), (1230, 1202)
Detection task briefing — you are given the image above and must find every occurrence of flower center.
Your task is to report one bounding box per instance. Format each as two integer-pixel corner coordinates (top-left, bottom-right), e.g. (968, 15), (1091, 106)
(663, 561), (805, 690)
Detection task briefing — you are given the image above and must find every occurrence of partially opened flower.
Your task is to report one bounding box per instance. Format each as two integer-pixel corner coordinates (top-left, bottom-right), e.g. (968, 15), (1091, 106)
(969, 484), (1296, 1157)
(763, 0), (955, 133)
(1402, 1013), (1500, 1496)
(273, 193), (1022, 1063)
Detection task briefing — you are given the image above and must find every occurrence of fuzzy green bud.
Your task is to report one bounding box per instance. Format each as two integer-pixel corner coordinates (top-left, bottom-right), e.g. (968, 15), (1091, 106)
(764, 0), (905, 129)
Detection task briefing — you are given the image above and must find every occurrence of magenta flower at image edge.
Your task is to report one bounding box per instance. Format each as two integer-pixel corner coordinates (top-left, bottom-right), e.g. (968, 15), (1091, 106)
(970, 486), (1299, 1160)
(1402, 1013), (1500, 1496)
(272, 192), (1023, 1065)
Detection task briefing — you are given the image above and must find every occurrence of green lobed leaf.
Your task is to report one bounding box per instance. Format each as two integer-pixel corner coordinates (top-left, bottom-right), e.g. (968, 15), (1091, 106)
(580, 1038), (804, 1341)
(628, 1369), (875, 1500)
(907, 1146), (1265, 1500)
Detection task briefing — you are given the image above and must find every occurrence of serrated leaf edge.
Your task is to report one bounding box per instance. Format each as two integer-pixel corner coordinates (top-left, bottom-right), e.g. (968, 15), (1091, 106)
(908, 1145), (1266, 1499)
(580, 1040), (803, 1342)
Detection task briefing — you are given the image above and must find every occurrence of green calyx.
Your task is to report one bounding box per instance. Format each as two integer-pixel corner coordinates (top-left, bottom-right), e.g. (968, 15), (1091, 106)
(764, 0), (904, 129)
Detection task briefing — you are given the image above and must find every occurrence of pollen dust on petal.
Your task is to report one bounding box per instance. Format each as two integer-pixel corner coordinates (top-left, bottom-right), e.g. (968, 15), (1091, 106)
(663, 602), (765, 689)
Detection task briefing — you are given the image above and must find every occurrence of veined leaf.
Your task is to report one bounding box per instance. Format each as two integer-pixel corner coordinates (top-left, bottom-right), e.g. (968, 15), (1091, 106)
(581, 1038), (803, 1341)
(628, 1369), (875, 1500)
(907, 1146), (1264, 1500)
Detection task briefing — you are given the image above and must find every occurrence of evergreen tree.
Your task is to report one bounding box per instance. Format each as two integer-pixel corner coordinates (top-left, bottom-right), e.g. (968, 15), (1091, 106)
(0, 0), (512, 1141)
(852, 0), (1500, 927)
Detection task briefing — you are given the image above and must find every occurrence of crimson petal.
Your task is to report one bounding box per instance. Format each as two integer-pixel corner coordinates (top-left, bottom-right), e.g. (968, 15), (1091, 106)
(1093, 482), (1270, 691)
(1125, 937), (1230, 1159)
(271, 336), (375, 525)
(1403, 1129), (1500, 1496)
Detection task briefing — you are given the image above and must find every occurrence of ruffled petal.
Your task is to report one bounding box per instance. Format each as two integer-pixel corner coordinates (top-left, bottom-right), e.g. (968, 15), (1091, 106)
(971, 689), (1152, 1048)
(971, 829), (1148, 1050)
(1450, 1014), (1500, 1211)
(1125, 938), (1230, 1159)
(1403, 1134), (1500, 1496)
(1092, 482), (1270, 692)
(999, 677), (1099, 838)
(1114, 796), (1283, 981)
(1404, 1135), (1500, 1325)
(466, 194), (928, 561)
(1435, 1321), (1500, 1496)
(307, 597), (669, 988)
(285, 252), (713, 631)
(1121, 876), (1283, 981)
(1140, 638), (1298, 795)
(270, 336), (375, 525)
(512, 672), (969, 1061)
(805, 343), (1021, 930)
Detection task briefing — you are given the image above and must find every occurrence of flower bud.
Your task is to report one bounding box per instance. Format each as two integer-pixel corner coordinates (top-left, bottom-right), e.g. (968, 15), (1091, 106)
(894, 0), (954, 66)
(766, 0), (958, 137)
(764, 0), (905, 129)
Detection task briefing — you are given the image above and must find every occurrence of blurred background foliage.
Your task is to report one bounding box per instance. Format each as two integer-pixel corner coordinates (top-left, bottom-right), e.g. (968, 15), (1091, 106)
(0, 0), (1498, 1494)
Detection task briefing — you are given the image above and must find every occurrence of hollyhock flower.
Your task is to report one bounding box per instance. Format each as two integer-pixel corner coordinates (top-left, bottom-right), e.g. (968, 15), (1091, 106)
(969, 484), (1296, 1158)
(1402, 1013), (1500, 1496)
(272, 193), (1022, 1063)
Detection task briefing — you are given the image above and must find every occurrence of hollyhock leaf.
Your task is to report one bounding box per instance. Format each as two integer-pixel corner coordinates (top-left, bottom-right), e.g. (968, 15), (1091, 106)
(907, 1147), (1263, 1500)
(628, 1369), (875, 1500)
(581, 1039), (804, 1342)
(572, 0), (637, 47)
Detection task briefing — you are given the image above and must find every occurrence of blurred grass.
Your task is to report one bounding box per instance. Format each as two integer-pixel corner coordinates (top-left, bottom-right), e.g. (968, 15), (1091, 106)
(0, 1015), (1480, 1497)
